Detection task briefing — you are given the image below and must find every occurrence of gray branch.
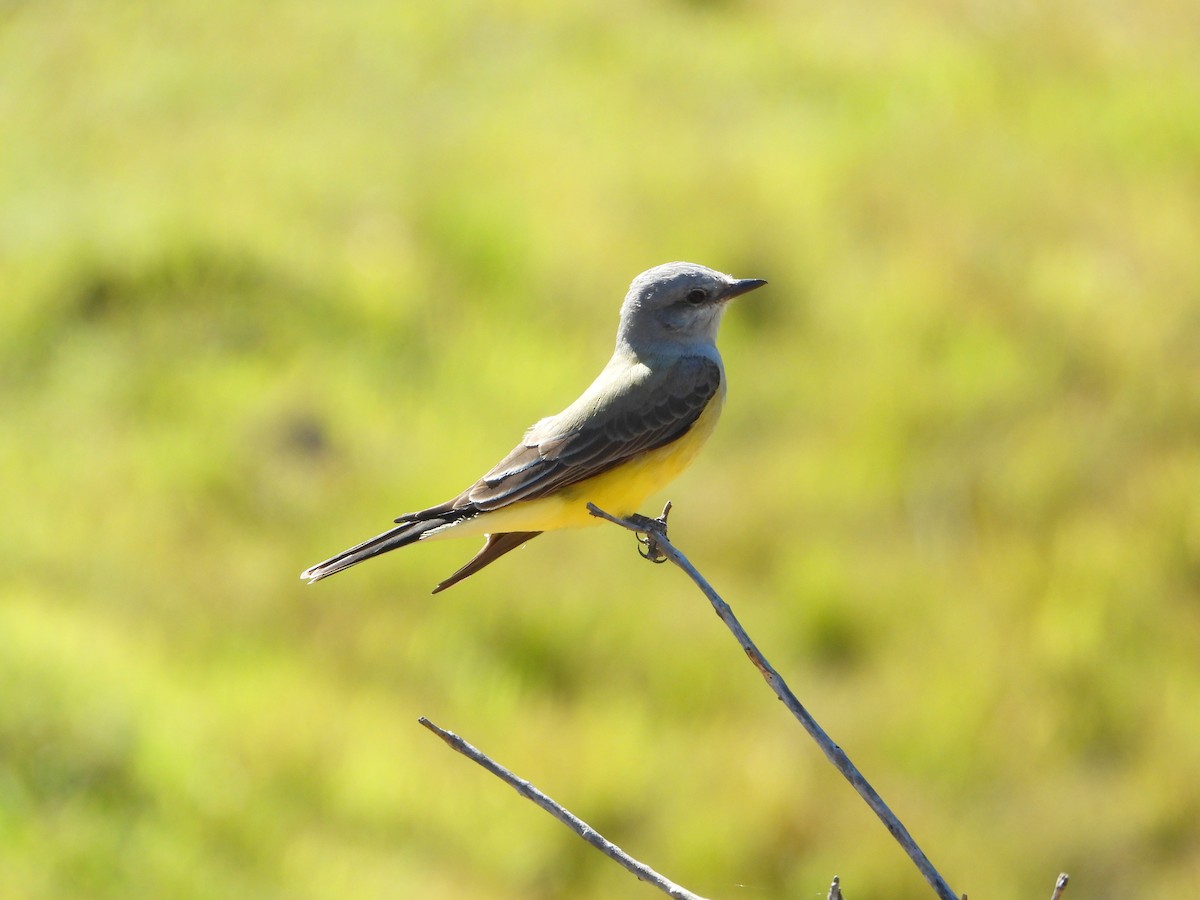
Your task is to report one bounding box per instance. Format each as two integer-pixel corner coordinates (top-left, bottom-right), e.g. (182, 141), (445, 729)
(418, 716), (711, 900)
(588, 501), (962, 900)
(416, 502), (1070, 899)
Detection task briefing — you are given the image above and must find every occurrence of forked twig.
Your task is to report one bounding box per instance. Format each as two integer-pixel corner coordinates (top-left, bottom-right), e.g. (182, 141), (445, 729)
(588, 501), (961, 900)
(418, 716), (710, 900)
(417, 503), (1069, 898)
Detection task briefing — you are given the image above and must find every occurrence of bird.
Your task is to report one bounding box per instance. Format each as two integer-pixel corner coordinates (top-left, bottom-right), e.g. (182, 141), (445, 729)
(301, 261), (767, 593)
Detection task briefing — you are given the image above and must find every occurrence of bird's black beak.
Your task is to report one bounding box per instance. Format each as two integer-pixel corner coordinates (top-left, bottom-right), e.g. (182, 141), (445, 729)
(721, 278), (768, 301)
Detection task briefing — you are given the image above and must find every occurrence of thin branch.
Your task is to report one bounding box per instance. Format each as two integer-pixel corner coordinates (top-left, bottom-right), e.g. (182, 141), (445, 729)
(1049, 873), (1069, 900)
(588, 502), (961, 900)
(417, 716), (711, 900)
(827, 874), (844, 900)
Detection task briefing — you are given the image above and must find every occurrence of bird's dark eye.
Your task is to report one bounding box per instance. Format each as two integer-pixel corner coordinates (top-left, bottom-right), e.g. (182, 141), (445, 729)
(685, 289), (707, 305)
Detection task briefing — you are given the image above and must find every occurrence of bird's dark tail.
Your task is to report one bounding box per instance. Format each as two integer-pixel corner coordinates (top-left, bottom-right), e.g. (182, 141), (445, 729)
(432, 531), (541, 594)
(300, 518), (449, 583)
(301, 514), (542, 592)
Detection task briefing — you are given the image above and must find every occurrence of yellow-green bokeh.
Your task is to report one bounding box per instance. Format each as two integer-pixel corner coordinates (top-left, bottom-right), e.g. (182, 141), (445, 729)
(3, 1), (1199, 897)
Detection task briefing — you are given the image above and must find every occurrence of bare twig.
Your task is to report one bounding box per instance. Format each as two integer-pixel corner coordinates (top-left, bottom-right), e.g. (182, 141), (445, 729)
(827, 874), (844, 900)
(588, 502), (961, 900)
(1049, 873), (1069, 900)
(417, 716), (710, 900)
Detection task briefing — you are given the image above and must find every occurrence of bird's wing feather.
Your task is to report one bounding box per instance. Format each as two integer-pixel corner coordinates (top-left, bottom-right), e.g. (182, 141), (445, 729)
(460, 355), (721, 512)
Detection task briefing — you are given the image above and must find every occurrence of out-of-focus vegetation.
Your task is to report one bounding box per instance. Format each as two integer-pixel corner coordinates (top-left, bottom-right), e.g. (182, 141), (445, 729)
(3, 1), (1199, 897)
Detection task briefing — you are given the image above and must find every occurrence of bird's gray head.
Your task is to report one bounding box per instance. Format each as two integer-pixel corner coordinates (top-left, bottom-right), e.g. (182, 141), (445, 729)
(616, 262), (767, 352)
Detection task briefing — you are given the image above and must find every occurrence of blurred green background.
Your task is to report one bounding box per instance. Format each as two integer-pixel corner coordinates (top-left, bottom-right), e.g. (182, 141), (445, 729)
(3, 1), (1199, 897)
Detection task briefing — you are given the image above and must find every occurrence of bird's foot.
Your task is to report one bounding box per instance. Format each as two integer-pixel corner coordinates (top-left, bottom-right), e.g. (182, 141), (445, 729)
(632, 501), (672, 564)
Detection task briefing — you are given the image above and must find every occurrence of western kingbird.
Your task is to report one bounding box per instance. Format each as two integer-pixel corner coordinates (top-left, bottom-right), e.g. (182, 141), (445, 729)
(301, 261), (766, 592)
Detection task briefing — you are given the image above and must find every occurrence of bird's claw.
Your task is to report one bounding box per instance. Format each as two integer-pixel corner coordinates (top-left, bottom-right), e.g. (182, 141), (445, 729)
(637, 533), (668, 563)
(633, 501), (672, 564)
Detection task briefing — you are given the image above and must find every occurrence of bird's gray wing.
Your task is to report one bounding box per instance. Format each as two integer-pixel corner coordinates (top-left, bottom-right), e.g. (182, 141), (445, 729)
(458, 355), (721, 513)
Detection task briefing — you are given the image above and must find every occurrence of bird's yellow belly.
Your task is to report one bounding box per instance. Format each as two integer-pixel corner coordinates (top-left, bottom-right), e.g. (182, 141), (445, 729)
(443, 392), (724, 538)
